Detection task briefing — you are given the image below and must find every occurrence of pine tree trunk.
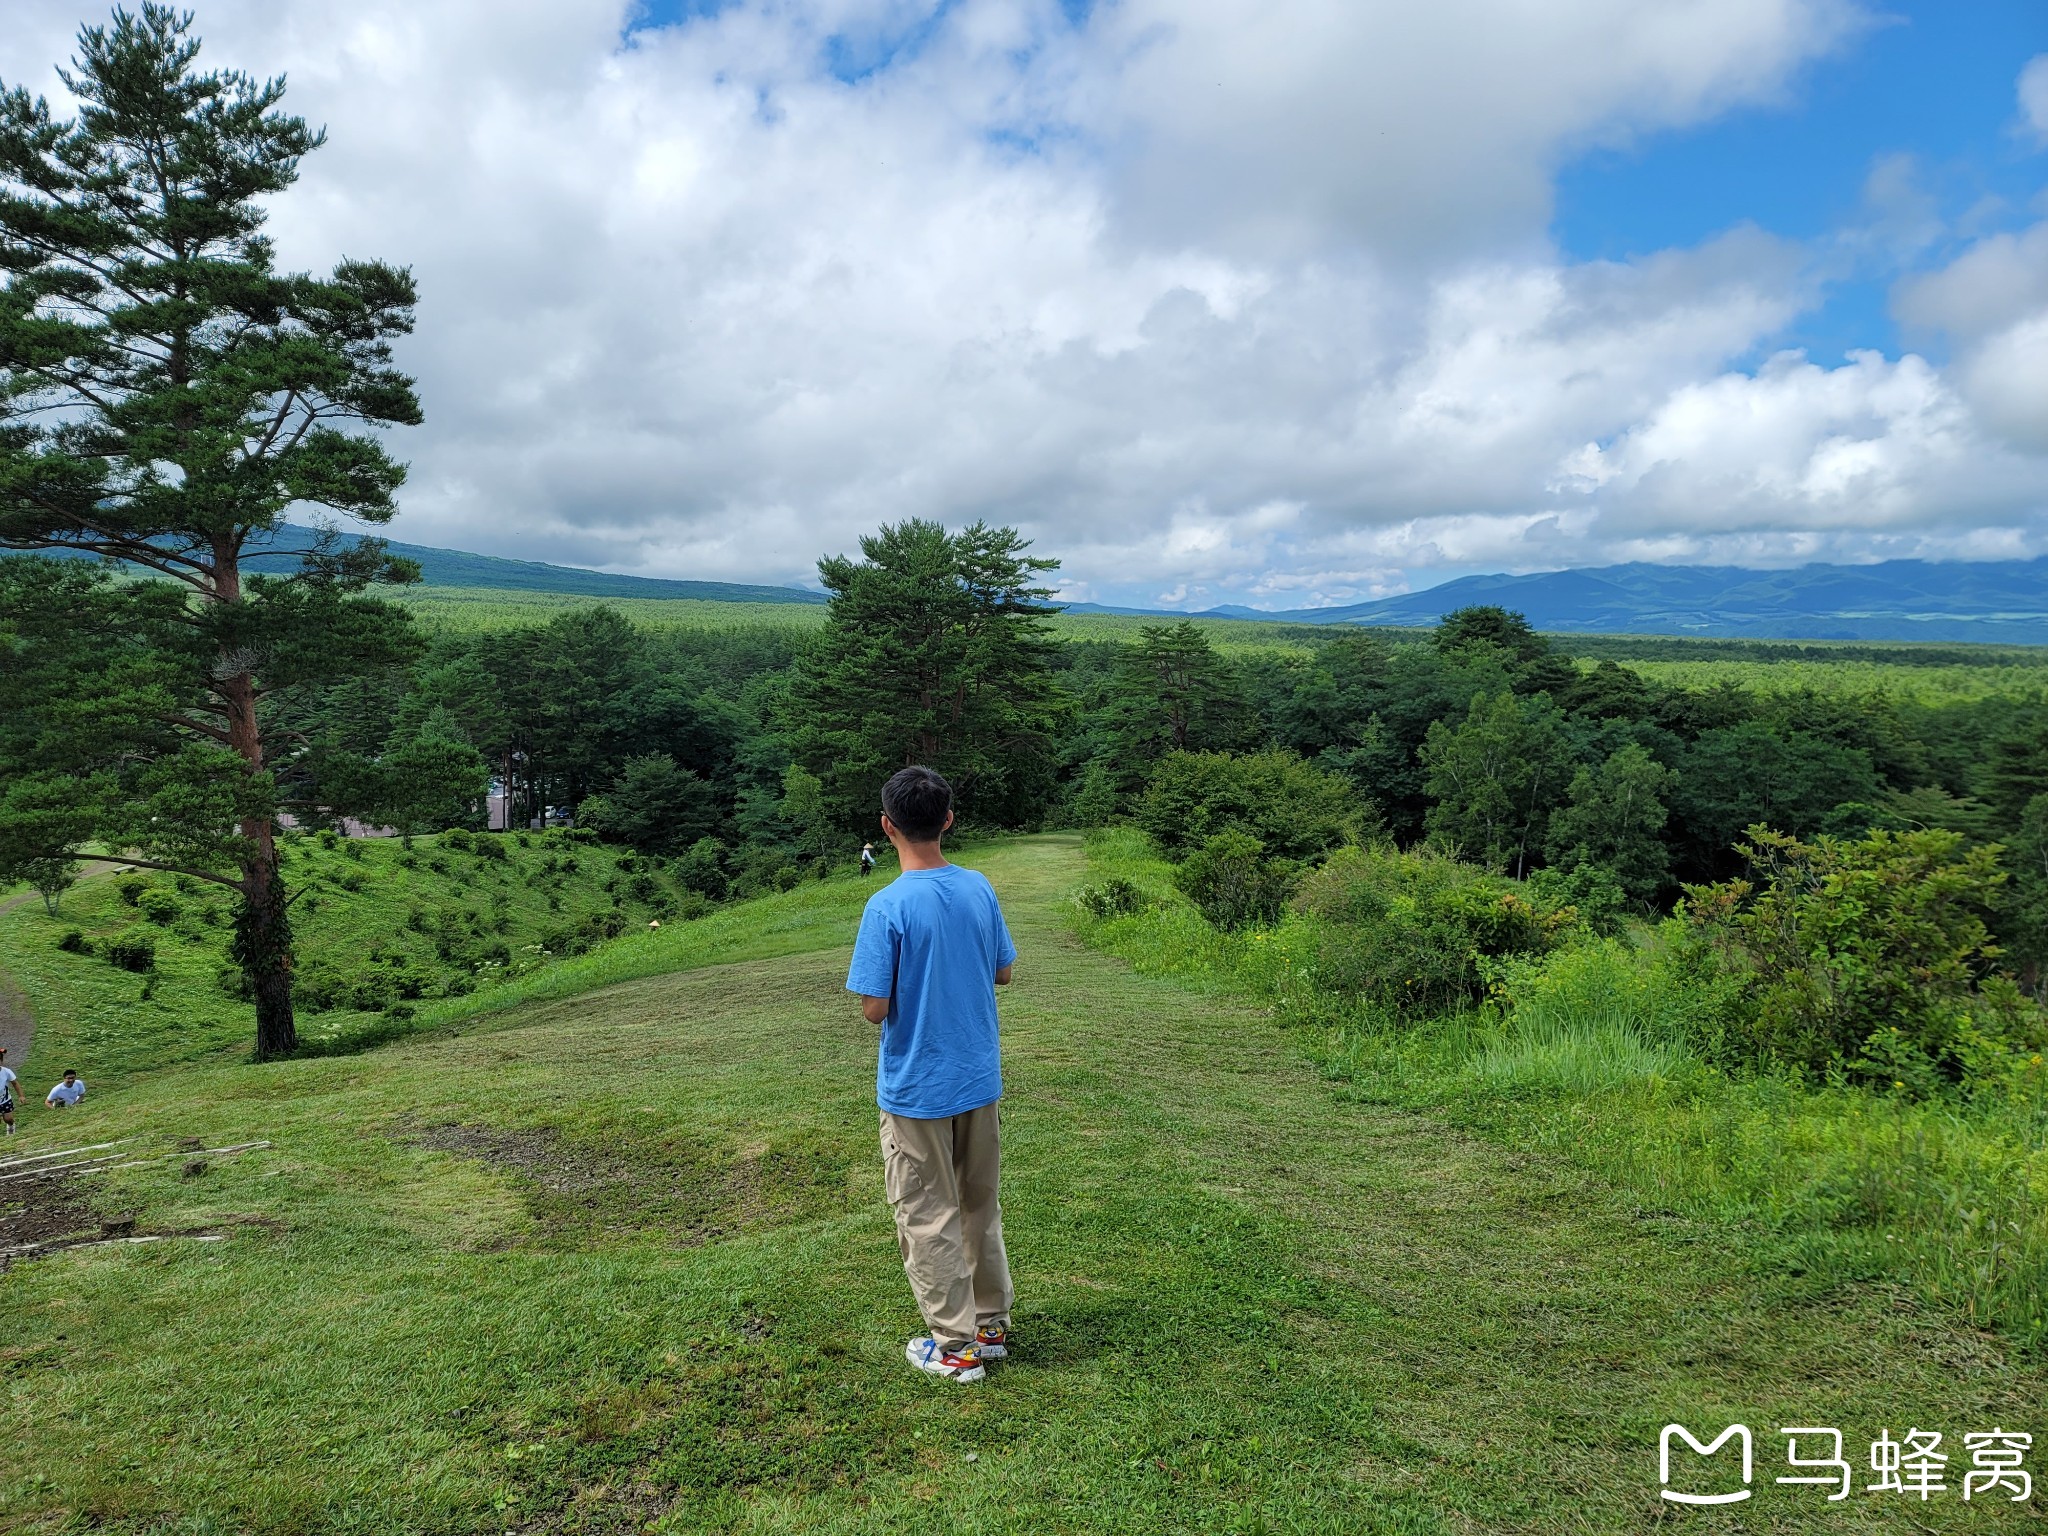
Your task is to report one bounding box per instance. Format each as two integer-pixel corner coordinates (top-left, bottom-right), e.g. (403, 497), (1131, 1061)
(213, 543), (296, 1057)
(238, 851), (297, 1060)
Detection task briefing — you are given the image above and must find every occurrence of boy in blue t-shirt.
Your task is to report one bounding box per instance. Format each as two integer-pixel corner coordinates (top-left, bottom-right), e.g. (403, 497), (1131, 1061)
(846, 766), (1017, 1384)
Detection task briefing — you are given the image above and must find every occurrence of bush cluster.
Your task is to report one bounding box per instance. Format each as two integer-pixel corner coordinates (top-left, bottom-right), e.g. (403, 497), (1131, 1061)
(1296, 847), (1576, 1014)
(1675, 827), (2048, 1091)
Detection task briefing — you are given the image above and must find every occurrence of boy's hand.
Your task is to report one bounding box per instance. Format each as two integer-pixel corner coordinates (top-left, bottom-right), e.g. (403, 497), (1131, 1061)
(995, 964), (1013, 986)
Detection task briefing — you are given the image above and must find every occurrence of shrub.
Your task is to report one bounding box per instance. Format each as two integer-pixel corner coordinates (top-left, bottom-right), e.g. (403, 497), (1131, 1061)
(104, 930), (157, 973)
(1075, 877), (1147, 919)
(336, 870), (367, 893)
(135, 888), (180, 925)
(441, 828), (475, 852)
(1678, 827), (2047, 1090)
(473, 836), (508, 861)
(1295, 847), (1576, 1014)
(730, 847), (798, 899)
(215, 964), (253, 1001)
(1524, 863), (1628, 936)
(56, 929), (90, 954)
(346, 971), (396, 1012)
(1173, 832), (1297, 931)
(677, 838), (729, 900)
(1137, 749), (1370, 862)
(295, 965), (344, 1014)
(318, 829), (340, 849)
(111, 872), (151, 906)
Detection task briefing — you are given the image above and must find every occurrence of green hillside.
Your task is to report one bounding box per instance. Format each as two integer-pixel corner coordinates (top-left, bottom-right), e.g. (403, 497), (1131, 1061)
(1, 836), (2040, 1532)
(0, 831), (678, 1078)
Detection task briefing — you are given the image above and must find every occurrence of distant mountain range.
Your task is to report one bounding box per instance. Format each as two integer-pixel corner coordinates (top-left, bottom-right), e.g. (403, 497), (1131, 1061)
(248, 523), (831, 605)
(1192, 558), (2048, 643)
(26, 523), (2048, 642)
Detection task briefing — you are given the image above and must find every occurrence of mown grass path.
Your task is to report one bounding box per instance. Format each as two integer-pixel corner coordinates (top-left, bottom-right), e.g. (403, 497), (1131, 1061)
(1, 835), (2040, 1533)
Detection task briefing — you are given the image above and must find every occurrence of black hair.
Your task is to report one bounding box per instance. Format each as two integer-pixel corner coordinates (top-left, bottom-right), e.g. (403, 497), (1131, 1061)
(62, 1069), (75, 1077)
(882, 766), (953, 842)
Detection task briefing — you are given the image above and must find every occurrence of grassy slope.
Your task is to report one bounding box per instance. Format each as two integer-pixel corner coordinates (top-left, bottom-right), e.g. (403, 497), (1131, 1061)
(1, 836), (2042, 1533)
(0, 833), (665, 1079)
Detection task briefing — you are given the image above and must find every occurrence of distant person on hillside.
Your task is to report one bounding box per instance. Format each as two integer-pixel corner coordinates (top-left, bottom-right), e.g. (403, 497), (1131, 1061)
(0, 1046), (17, 1135)
(847, 766), (1017, 1384)
(45, 1070), (85, 1108)
(859, 842), (876, 877)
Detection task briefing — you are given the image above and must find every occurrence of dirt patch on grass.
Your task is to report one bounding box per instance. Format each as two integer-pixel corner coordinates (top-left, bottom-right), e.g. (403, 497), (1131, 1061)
(405, 1121), (849, 1246)
(0, 1166), (103, 1251)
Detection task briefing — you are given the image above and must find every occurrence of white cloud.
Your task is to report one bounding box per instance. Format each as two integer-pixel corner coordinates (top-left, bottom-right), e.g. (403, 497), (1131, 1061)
(1073, 0), (1867, 259)
(1895, 216), (2048, 453)
(2020, 53), (2048, 140)
(1, 0), (2044, 607)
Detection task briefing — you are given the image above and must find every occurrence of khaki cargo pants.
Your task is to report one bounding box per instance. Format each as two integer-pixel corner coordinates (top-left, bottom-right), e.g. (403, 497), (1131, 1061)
(880, 1104), (1014, 1353)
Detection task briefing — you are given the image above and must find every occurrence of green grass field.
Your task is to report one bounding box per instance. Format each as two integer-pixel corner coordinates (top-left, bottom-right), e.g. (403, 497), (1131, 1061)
(389, 585), (1331, 651)
(3, 835), (2043, 1533)
(1611, 657), (2048, 703)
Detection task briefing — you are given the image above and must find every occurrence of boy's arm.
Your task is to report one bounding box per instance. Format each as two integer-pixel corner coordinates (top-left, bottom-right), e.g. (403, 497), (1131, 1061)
(847, 904), (896, 1027)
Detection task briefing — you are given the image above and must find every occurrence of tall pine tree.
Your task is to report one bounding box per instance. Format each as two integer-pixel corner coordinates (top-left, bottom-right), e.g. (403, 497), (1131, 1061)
(787, 520), (1063, 827)
(0, 7), (464, 1058)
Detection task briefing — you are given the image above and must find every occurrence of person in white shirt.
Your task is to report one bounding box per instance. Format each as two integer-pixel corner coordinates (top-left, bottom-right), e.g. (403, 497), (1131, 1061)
(0, 1046), (17, 1134)
(45, 1070), (84, 1108)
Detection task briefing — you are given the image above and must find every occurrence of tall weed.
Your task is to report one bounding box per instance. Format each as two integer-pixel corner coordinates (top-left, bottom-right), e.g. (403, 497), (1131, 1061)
(1471, 939), (1695, 1096)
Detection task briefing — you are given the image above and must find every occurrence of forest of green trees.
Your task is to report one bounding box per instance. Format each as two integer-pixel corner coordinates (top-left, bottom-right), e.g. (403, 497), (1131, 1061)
(14, 512), (2048, 1092)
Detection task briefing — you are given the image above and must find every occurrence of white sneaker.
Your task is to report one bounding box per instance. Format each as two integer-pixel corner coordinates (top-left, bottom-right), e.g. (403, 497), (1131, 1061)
(905, 1336), (984, 1382)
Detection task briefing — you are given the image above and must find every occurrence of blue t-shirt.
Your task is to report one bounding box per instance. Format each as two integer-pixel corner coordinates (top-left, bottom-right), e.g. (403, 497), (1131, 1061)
(846, 863), (1017, 1119)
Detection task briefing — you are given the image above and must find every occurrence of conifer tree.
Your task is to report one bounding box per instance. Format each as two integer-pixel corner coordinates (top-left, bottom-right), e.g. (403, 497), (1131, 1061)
(787, 520), (1062, 825)
(1107, 619), (1251, 764)
(0, 7), (461, 1057)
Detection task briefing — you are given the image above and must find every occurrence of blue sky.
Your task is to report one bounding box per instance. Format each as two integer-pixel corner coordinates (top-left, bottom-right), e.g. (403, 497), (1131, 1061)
(1558, 1), (2044, 366)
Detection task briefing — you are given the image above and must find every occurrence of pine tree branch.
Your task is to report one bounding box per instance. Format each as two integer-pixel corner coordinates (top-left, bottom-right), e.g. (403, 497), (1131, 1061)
(65, 853), (240, 890)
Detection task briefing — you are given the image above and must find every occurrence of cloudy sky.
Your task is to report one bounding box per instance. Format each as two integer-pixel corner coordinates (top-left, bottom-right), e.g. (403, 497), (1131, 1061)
(5, 1), (2046, 607)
